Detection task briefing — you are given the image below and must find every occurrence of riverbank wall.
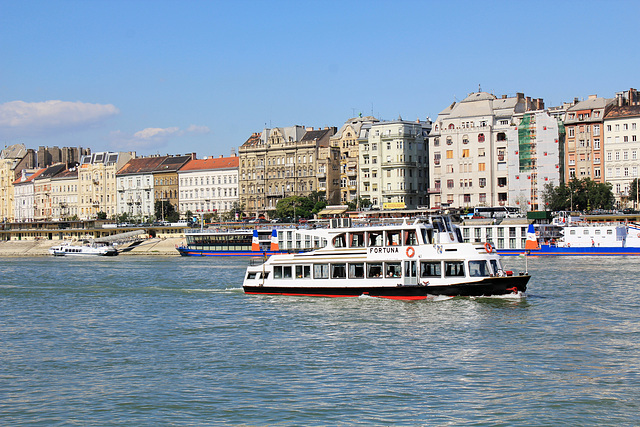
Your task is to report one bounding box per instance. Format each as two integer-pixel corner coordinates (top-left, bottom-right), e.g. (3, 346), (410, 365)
(0, 237), (184, 257)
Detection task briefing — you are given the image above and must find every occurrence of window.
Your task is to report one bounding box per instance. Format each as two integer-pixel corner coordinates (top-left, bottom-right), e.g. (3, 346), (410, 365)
(444, 261), (465, 277)
(478, 163), (485, 172)
(349, 263), (365, 279)
(367, 262), (383, 278)
(385, 262), (402, 278)
(462, 149), (470, 158)
(295, 265), (311, 279)
(469, 261), (490, 277)
(446, 150), (453, 159)
(478, 133), (485, 142)
(314, 264), (329, 279)
(331, 263), (346, 279)
(420, 261), (441, 277)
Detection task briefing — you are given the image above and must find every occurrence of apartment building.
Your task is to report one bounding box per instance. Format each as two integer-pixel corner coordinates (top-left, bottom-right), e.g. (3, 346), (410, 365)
(563, 95), (615, 184)
(359, 118), (431, 210)
(78, 152), (133, 219)
(178, 155), (239, 215)
(506, 110), (563, 210)
(33, 164), (67, 220)
(153, 155), (193, 215)
(239, 126), (337, 217)
(603, 90), (640, 207)
(116, 156), (168, 219)
(51, 169), (79, 220)
(330, 116), (379, 204)
(428, 91), (541, 209)
(13, 168), (44, 222)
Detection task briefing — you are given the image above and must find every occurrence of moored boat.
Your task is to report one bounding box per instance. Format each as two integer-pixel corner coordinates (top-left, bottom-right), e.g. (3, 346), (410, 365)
(48, 240), (118, 256)
(242, 215), (529, 299)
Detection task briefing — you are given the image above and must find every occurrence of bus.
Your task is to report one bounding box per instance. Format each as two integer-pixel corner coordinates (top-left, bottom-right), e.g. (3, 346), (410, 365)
(471, 206), (522, 219)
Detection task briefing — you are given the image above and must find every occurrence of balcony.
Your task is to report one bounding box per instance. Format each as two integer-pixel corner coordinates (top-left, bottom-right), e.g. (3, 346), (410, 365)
(381, 161), (418, 168)
(382, 189), (417, 196)
(317, 172), (326, 178)
(428, 188), (442, 194)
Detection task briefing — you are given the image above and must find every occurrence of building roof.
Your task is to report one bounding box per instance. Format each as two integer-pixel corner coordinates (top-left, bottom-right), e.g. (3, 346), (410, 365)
(0, 143), (27, 160)
(240, 132), (263, 149)
(179, 156), (239, 172)
(52, 169), (78, 179)
(13, 168), (46, 185)
(605, 104), (640, 119)
(117, 156), (167, 176)
(154, 155), (192, 173)
(34, 163), (67, 180)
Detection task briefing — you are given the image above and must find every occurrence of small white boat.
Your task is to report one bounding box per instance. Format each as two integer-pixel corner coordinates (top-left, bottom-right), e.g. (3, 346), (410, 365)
(48, 240), (118, 257)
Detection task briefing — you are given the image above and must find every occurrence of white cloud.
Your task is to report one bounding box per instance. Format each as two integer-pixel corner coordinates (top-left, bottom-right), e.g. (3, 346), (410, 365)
(109, 124), (210, 150)
(0, 100), (119, 136)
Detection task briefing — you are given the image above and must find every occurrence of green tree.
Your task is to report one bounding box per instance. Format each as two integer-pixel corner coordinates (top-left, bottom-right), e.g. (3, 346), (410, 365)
(629, 178), (640, 205)
(541, 179), (614, 212)
(154, 201), (179, 222)
(276, 196), (315, 220)
(96, 211), (107, 220)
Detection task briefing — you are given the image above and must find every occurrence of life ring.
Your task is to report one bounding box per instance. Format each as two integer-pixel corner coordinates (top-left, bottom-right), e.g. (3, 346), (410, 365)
(637, 233), (640, 238)
(484, 242), (493, 253)
(406, 246), (415, 258)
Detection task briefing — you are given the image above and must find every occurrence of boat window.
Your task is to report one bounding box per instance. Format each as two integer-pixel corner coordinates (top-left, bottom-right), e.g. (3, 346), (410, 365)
(295, 265), (311, 279)
(367, 262), (383, 278)
(583, 229), (589, 235)
(421, 229), (432, 244)
(368, 231), (383, 247)
(420, 261), (441, 277)
(274, 266), (283, 279)
(350, 232), (365, 248)
(404, 260), (416, 277)
(489, 260), (502, 276)
(404, 230), (417, 246)
(570, 230), (576, 235)
(386, 230), (401, 246)
(444, 261), (465, 277)
(595, 229), (601, 235)
(283, 266), (292, 279)
(349, 263), (365, 279)
(331, 263), (347, 279)
(607, 230), (612, 235)
(432, 217), (446, 232)
(332, 233), (347, 248)
(469, 261), (491, 277)
(385, 262), (402, 278)
(247, 272), (258, 280)
(314, 264), (329, 279)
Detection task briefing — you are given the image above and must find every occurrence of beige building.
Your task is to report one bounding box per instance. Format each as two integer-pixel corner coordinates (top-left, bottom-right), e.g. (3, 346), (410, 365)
(330, 116), (379, 204)
(239, 126), (338, 217)
(33, 164), (67, 221)
(51, 169), (79, 220)
(78, 152), (133, 220)
(359, 118), (431, 210)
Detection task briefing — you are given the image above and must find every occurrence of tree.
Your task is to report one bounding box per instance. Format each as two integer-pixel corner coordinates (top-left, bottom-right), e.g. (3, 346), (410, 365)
(541, 179), (614, 212)
(630, 178), (640, 205)
(96, 211), (107, 220)
(154, 200), (179, 222)
(275, 196), (315, 219)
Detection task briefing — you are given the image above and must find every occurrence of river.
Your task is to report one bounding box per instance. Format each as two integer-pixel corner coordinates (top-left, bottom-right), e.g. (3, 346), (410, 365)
(1, 256), (639, 425)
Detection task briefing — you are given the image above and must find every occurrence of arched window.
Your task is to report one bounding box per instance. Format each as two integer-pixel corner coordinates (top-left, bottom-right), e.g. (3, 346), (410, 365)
(478, 133), (485, 142)
(448, 123), (455, 130)
(446, 136), (453, 145)
(462, 135), (469, 144)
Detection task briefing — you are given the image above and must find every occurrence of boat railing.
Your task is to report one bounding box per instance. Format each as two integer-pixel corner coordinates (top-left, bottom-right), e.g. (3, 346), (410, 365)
(248, 257), (266, 266)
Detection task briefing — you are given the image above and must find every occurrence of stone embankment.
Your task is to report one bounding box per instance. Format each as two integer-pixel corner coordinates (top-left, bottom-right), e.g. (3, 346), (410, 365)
(0, 237), (184, 257)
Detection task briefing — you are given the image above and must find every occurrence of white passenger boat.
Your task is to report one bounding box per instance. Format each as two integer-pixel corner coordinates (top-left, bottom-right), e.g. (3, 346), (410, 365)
(48, 240), (118, 256)
(243, 215), (530, 299)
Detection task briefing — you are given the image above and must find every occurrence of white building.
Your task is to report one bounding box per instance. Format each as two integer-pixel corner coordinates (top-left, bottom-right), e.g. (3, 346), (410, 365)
(178, 155), (239, 214)
(428, 91), (543, 209)
(506, 110), (563, 211)
(358, 118), (431, 210)
(603, 102), (640, 207)
(116, 156), (166, 219)
(13, 168), (42, 222)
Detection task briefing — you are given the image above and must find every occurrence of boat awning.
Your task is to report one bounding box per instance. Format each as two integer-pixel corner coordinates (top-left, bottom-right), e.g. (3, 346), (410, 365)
(95, 230), (146, 243)
(317, 206), (349, 216)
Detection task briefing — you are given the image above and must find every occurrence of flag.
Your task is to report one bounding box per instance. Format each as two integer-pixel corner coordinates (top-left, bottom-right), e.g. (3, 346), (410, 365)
(252, 229), (260, 251)
(525, 223), (539, 250)
(270, 229), (279, 251)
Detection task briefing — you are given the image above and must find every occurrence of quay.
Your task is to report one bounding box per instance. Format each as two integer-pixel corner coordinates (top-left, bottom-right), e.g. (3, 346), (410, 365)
(0, 220), (187, 256)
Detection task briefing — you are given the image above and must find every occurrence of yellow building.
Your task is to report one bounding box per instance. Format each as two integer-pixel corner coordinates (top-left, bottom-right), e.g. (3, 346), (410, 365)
(78, 152), (133, 219)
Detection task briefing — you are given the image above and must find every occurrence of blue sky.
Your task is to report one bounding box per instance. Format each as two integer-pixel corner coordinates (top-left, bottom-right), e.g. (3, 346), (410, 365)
(1, 0), (638, 158)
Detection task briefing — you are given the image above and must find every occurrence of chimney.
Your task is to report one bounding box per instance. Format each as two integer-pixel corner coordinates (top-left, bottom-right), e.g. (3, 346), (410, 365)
(588, 94), (597, 100)
(502, 95), (507, 99)
(516, 92), (524, 100)
(219, 155), (223, 158)
(306, 127), (314, 131)
(536, 98), (545, 110)
(190, 152), (197, 160)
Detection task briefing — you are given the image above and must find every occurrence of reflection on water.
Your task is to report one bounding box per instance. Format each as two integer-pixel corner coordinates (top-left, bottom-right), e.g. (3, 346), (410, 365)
(0, 256), (639, 425)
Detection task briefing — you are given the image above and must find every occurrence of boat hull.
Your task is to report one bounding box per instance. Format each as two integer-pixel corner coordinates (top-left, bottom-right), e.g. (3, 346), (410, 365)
(243, 275), (529, 299)
(498, 244), (640, 256)
(177, 247), (292, 257)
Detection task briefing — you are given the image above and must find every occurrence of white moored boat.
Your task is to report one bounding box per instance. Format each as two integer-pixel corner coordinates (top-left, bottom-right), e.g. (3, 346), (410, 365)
(48, 240), (118, 257)
(243, 215), (530, 300)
